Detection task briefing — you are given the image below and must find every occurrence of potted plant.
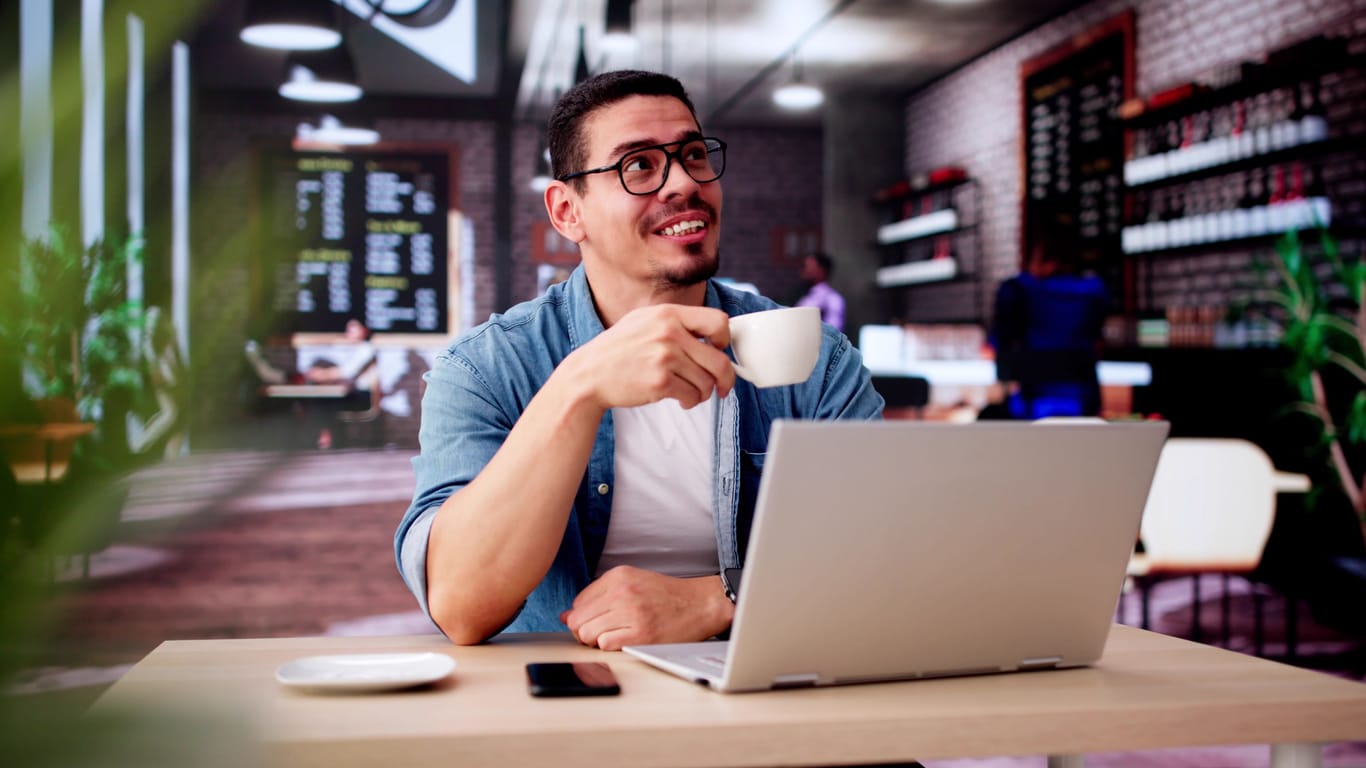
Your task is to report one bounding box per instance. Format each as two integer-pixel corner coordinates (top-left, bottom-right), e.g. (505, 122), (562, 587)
(1262, 223), (1366, 634)
(1, 225), (159, 468)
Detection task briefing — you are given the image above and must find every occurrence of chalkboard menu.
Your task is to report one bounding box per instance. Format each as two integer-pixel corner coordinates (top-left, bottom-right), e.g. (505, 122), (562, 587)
(1021, 12), (1133, 267)
(258, 150), (451, 334)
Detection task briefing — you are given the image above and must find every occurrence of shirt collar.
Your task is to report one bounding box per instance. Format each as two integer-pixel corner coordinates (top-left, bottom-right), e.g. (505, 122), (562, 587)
(563, 264), (726, 350)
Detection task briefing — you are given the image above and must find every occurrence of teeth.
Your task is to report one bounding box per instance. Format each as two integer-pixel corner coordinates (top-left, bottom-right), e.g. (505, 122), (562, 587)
(659, 219), (705, 236)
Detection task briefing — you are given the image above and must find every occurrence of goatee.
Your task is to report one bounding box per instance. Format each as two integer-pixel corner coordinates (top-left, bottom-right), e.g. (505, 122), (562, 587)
(658, 243), (720, 289)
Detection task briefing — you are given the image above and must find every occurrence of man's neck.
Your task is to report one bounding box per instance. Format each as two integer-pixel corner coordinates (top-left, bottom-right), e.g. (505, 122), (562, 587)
(583, 265), (708, 327)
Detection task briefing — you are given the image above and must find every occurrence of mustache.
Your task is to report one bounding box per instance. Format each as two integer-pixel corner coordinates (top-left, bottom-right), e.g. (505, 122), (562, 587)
(641, 194), (719, 234)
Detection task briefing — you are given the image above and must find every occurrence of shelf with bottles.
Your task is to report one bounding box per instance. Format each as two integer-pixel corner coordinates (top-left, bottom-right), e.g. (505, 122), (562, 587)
(1121, 161), (1335, 255)
(1125, 130), (1348, 190)
(1120, 36), (1357, 130)
(871, 170), (977, 246)
(1121, 37), (1362, 200)
(875, 228), (966, 287)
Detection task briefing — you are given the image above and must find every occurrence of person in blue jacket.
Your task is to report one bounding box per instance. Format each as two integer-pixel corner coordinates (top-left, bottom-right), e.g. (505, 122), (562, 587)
(990, 215), (1110, 419)
(395, 70), (883, 648)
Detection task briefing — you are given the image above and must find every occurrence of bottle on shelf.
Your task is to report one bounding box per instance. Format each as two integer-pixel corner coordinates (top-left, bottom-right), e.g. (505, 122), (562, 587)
(1295, 78), (1328, 144)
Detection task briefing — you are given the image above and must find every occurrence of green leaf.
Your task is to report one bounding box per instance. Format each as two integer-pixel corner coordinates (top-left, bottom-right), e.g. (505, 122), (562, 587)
(1348, 393), (1366, 445)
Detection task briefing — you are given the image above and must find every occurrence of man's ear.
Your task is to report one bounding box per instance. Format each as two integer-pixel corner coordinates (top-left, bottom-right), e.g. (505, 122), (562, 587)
(545, 181), (586, 243)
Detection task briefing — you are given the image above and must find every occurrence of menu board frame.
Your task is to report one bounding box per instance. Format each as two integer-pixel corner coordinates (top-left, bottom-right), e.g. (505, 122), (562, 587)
(250, 141), (462, 344)
(1018, 10), (1135, 292)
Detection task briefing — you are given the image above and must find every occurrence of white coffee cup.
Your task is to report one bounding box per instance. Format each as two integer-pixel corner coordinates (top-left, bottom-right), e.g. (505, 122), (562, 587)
(728, 306), (822, 388)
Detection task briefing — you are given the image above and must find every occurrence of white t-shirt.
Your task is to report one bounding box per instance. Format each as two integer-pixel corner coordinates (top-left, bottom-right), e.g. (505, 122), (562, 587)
(596, 396), (718, 578)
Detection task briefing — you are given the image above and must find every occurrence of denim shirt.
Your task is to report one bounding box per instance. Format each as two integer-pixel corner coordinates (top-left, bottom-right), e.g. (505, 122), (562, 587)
(395, 265), (884, 636)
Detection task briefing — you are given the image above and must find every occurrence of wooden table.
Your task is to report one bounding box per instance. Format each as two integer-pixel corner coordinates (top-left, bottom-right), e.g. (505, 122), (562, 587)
(91, 625), (1366, 768)
(0, 421), (96, 483)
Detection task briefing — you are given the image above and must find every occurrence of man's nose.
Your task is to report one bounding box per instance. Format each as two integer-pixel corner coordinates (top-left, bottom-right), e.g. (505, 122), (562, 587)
(656, 156), (702, 199)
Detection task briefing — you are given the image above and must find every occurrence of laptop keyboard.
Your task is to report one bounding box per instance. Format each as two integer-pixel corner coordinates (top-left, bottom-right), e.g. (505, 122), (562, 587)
(695, 655), (727, 674)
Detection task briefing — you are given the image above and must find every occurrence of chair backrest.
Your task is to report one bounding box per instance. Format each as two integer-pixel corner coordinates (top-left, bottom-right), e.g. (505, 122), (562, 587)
(1139, 438), (1277, 572)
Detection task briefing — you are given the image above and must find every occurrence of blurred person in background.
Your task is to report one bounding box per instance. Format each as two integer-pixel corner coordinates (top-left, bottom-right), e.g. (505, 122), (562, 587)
(795, 252), (846, 331)
(989, 214), (1109, 420)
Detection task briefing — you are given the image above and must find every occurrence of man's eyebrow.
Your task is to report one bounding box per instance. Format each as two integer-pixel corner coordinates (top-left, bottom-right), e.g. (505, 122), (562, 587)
(604, 129), (704, 162)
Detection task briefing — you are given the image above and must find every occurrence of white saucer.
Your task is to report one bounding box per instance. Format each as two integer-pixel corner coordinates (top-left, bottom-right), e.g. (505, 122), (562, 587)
(275, 652), (456, 693)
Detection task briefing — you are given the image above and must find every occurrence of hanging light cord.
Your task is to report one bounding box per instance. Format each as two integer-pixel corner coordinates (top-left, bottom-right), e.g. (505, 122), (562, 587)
(704, 0), (862, 124)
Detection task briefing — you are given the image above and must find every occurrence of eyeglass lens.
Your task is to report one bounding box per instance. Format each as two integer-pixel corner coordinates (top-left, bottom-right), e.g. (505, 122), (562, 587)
(619, 139), (725, 194)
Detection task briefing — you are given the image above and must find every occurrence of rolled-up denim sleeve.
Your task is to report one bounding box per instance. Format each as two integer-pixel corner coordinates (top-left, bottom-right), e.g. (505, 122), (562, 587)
(814, 329), (885, 421)
(394, 349), (514, 622)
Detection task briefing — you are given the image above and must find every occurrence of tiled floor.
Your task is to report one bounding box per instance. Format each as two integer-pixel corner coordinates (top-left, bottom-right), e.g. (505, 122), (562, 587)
(10, 447), (1366, 766)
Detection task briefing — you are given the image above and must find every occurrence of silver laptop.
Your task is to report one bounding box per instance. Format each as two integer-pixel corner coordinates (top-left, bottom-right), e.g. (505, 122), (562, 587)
(623, 419), (1169, 693)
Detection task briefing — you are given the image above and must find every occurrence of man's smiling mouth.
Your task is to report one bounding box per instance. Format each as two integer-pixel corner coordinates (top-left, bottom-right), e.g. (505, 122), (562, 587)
(656, 219), (707, 236)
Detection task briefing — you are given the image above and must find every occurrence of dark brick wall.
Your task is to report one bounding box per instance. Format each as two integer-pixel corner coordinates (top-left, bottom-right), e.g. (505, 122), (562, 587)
(902, 0), (1366, 327)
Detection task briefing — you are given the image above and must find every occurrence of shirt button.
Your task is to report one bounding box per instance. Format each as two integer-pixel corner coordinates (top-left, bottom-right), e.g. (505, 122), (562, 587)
(597, 483), (610, 495)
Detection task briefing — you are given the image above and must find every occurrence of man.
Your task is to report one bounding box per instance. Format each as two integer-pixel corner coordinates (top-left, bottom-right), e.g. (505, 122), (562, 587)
(796, 252), (846, 331)
(395, 70), (883, 649)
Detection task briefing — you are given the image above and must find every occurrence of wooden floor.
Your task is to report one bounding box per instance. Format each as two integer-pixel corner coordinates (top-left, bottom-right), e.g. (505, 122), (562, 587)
(12, 447), (1366, 766)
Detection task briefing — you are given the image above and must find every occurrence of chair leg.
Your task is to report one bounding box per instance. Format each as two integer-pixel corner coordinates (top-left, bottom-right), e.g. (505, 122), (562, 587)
(1191, 575), (1203, 642)
(1253, 586), (1266, 657)
(1285, 593), (1299, 663)
(1140, 578), (1152, 630)
(1220, 573), (1232, 648)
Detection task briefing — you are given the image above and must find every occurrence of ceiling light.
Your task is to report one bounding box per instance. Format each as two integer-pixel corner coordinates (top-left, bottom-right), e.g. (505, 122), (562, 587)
(296, 115), (379, 145)
(279, 47), (362, 102)
(773, 55), (823, 111)
(773, 82), (824, 110)
(240, 0), (341, 50)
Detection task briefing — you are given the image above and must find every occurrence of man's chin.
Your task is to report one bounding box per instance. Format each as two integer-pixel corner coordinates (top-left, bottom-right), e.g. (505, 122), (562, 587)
(659, 246), (719, 288)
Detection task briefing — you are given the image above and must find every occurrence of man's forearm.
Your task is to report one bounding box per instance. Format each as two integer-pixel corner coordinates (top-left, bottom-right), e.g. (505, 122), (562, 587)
(426, 364), (605, 643)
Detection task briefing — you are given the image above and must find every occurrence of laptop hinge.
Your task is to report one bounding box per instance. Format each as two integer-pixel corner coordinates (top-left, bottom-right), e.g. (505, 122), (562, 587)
(770, 673), (820, 689)
(1019, 656), (1063, 671)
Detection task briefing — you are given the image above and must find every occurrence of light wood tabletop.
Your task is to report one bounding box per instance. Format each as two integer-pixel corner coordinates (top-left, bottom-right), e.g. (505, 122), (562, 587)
(90, 624), (1366, 768)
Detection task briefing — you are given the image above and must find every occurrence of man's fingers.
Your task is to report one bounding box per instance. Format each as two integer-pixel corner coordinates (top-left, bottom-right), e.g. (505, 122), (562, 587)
(679, 340), (735, 398)
(670, 305), (731, 349)
(574, 612), (633, 649)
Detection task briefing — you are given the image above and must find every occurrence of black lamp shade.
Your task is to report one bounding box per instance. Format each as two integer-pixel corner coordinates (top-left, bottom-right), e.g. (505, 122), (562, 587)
(286, 45), (357, 84)
(605, 0), (634, 35)
(280, 45), (363, 102)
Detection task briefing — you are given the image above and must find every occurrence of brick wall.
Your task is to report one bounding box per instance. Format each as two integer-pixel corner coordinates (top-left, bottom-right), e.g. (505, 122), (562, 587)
(902, 0), (1366, 327)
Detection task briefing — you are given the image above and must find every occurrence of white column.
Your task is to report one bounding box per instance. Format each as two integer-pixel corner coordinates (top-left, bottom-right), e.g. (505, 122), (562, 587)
(171, 41), (189, 364)
(20, 0), (53, 240)
(126, 13), (145, 305)
(81, 0), (105, 248)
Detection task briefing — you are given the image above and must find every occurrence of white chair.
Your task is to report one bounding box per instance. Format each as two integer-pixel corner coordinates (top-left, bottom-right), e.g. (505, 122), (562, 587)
(1128, 438), (1310, 654)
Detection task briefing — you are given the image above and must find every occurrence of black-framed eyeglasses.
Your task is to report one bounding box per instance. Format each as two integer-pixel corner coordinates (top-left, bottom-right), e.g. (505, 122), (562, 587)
(557, 137), (727, 196)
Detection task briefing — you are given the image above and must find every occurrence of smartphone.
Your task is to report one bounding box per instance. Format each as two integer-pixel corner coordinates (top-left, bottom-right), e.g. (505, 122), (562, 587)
(526, 662), (621, 697)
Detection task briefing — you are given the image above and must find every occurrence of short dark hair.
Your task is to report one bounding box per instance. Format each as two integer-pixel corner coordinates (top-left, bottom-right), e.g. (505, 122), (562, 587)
(547, 70), (699, 194)
(1026, 211), (1080, 272)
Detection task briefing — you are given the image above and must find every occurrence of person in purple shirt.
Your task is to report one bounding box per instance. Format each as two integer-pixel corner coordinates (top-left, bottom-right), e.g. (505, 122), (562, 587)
(795, 252), (846, 330)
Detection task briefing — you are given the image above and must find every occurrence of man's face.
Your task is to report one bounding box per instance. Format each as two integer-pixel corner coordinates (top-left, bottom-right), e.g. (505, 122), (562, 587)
(800, 256), (823, 284)
(569, 95), (723, 289)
